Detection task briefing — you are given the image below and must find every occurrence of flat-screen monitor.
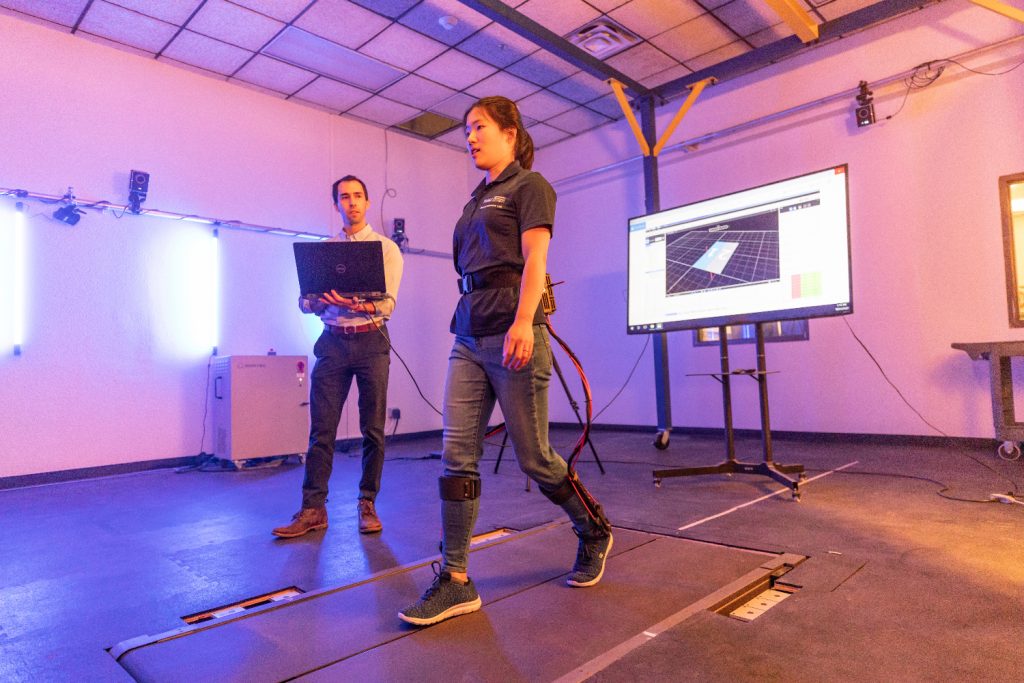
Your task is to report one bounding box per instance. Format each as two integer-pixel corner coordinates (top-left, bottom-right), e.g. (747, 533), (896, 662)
(627, 165), (852, 334)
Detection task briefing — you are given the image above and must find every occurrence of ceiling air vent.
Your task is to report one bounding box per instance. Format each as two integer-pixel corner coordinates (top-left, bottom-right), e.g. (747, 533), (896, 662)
(395, 111), (461, 139)
(565, 18), (640, 60)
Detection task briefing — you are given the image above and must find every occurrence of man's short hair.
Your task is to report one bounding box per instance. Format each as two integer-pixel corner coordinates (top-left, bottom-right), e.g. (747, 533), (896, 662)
(332, 175), (369, 205)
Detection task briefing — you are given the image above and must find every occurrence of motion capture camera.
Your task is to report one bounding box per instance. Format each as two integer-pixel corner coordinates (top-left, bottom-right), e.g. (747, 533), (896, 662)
(392, 217), (408, 251)
(128, 169), (150, 214)
(854, 80), (875, 128)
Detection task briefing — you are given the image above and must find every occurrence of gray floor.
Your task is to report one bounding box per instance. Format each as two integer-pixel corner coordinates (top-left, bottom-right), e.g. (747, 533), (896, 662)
(1, 428), (1022, 682)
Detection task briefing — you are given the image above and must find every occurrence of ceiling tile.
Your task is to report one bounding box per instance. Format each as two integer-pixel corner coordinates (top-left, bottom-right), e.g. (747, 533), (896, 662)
(650, 13), (737, 63)
(398, 0), (491, 47)
(159, 55), (232, 80)
(434, 126), (469, 149)
(747, 22), (792, 47)
(263, 27), (404, 91)
(545, 106), (610, 134)
(293, 76), (371, 111)
(684, 39), (750, 72)
(584, 94), (626, 120)
(228, 0), (310, 22)
(233, 54), (317, 94)
(161, 29), (253, 74)
(106, 0), (201, 25)
(548, 70), (609, 104)
(517, 89), (575, 120)
(78, 31), (158, 58)
(415, 49), (497, 90)
(78, 0), (178, 53)
(294, 0), (391, 50)
(643, 63), (692, 88)
(347, 96), (421, 127)
(505, 50), (579, 87)
(466, 71), (541, 102)
(187, 0), (284, 51)
(457, 22), (538, 69)
(360, 22), (447, 71)
(232, 79), (291, 100)
(713, 0), (782, 37)
(606, 42), (678, 81)
(609, 0), (705, 39)
(430, 92), (476, 120)
(525, 122), (569, 148)
(516, 0), (600, 35)
(1, 0), (87, 27)
(584, 0), (631, 10)
(349, 0), (420, 18)
(380, 74), (457, 109)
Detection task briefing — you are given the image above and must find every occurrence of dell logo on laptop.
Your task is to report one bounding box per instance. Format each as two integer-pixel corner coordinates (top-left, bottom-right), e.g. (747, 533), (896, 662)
(335, 263), (347, 274)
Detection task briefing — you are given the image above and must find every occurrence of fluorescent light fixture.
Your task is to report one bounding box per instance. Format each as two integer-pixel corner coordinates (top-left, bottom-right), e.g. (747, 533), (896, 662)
(263, 27), (403, 92)
(2, 205), (26, 355)
(209, 228), (219, 356)
(13, 206), (24, 352)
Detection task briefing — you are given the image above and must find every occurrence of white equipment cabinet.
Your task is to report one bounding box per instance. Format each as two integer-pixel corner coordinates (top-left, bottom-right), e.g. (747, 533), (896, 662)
(211, 355), (310, 461)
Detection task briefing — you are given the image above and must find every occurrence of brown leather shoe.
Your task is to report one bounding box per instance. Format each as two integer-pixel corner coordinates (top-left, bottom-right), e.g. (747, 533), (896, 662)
(272, 507), (328, 538)
(358, 498), (382, 534)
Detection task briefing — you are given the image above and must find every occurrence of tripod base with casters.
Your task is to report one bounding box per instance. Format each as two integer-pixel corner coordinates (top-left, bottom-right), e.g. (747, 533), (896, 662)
(654, 460), (806, 498)
(652, 323), (806, 500)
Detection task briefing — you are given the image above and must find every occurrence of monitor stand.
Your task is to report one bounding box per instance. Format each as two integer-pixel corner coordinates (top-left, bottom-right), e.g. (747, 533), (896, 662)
(653, 322), (806, 499)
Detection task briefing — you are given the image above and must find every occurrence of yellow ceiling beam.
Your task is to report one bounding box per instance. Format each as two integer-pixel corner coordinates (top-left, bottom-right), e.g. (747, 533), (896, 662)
(763, 0), (820, 43)
(652, 78), (715, 157)
(608, 78), (650, 156)
(608, 77), (716, 158)
(970, 0), (1024, 23)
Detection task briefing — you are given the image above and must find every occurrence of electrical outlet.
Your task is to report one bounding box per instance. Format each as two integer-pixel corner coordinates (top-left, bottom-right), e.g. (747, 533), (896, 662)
(390, 407), (401, 420)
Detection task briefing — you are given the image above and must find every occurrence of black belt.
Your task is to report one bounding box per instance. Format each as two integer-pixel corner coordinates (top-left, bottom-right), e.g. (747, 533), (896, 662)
(457, 268), (521, 295)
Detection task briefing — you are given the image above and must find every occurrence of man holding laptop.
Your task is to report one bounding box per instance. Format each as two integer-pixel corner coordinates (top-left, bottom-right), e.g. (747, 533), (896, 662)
(274, 175), (404, 538)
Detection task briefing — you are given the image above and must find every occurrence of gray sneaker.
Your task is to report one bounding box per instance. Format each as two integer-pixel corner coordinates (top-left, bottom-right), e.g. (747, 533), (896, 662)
(398, 562), (482, 626)
(566, 529), (613, 587)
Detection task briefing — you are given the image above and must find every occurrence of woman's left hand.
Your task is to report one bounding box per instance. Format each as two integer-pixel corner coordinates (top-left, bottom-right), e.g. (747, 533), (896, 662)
(503, 320), (534, 371)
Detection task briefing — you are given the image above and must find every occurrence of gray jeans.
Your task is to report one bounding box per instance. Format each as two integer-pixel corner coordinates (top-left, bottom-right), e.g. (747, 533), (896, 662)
(440, 325), (591, 574)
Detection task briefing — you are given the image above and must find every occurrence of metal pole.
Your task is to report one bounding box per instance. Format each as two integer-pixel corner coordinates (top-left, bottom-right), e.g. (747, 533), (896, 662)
(719, 326), (735, 462)
(755, 323), (774, 464)
(638, 96), (673, 443)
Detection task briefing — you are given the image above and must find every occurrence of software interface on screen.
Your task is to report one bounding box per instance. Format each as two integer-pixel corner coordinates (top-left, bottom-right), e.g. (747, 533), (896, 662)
(627, 166), (851, 333)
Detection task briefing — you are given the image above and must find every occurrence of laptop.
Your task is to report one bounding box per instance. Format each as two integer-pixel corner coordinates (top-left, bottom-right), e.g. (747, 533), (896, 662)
(293, 241), (387, 299)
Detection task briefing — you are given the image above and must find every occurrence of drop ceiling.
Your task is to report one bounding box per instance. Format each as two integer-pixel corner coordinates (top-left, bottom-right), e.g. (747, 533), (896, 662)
(0, 0), (914, 150)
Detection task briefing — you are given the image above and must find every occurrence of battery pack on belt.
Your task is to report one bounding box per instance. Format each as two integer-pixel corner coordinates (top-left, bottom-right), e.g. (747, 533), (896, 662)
(457, 267), (522, 295)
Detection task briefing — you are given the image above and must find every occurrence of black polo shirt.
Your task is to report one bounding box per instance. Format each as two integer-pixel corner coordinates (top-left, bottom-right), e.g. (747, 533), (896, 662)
(451, 162), (557, 336)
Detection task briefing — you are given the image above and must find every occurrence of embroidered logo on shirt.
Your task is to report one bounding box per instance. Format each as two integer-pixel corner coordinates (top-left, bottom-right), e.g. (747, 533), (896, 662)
(480, 195), (508, 209)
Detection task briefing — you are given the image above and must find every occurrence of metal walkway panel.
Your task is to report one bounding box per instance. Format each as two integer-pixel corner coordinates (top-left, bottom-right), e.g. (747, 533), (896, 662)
(296, 534), (774, 682)
(114, 525), (772, 682)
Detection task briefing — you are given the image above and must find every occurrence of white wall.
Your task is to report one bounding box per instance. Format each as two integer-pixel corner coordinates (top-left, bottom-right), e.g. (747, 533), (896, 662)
(2, 4), (1021, 478)
(0, 15), (470, 477)
(538, 4), (1024, 439)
